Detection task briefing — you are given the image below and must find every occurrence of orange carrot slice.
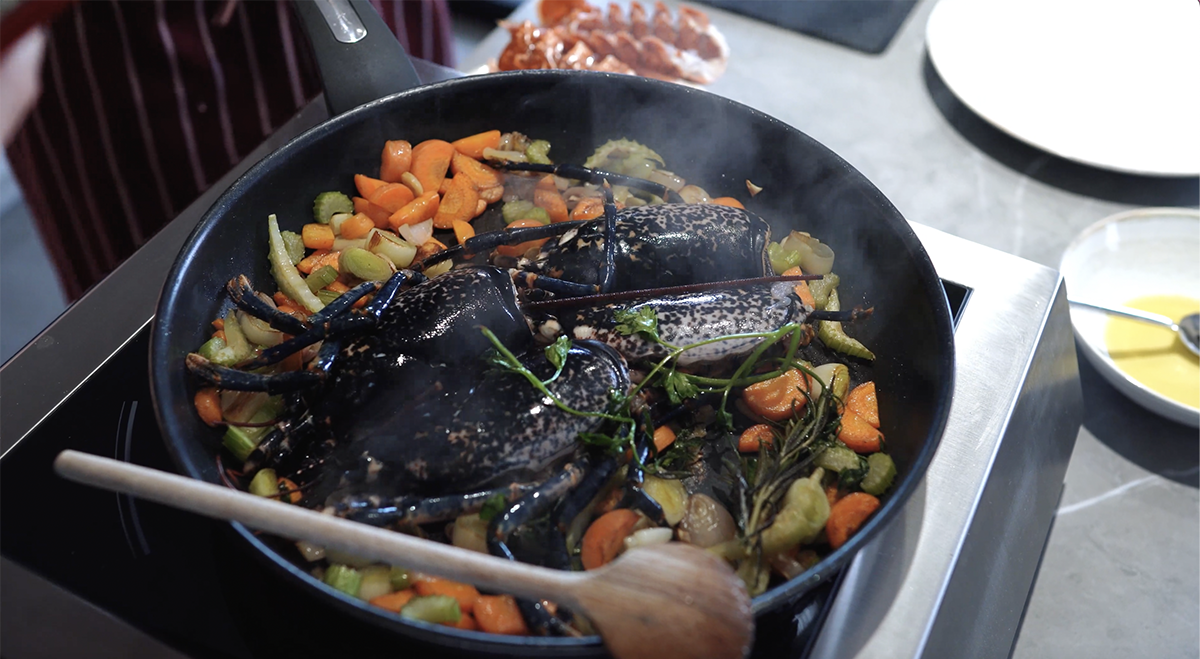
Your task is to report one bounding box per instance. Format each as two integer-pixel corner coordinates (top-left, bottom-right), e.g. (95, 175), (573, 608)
(370, 589), (417, 613)
(781, 266), (816, 308)
(380, 139), (412, 183)
(581, 509), (641, 570)
(354, 174), (388, 199)
(410, 139), (455, 198)
(494, 218), (549, 257)
(474, 595), (530, 635)
(711, 196), (744, 209)
(451, 130), (501, 159)
(737, 424), (774, 452)
(353, 197), (393, 228)
(450, 151), (502, 191)
(433, 172), (480, 229)
(534, 186), (569, 223)
(194, 388), (222, 426)
(837, 410), (883, 453)
(413, 576), (480, 614)
(340, 213), (376, 240)
(845, 382), (879, 428)
(653, 425), (677, 452)
(741, 368), (811, 421)
(452, 219), (475, 245)
(388, 191), (441, 228)
(301, 223), (335, 250)
(367, 183), (415, 214)
(826, 492), (880, 549)
(571, 197), (604, 221)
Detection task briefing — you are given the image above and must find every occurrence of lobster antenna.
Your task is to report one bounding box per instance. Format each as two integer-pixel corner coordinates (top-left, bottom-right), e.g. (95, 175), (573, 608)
(521, 274), (823, 312)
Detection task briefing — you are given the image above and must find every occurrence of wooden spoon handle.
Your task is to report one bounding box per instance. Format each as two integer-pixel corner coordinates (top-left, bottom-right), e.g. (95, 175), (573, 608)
(53, 450), (583, 603)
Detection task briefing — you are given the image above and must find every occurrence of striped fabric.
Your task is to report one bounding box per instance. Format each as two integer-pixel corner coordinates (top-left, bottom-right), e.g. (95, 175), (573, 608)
(6, 0), (453, 300)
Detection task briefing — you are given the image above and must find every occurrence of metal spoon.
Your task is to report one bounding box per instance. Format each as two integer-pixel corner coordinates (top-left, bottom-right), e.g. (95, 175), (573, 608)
(1069, 300), (1200, 356)
(53, 450), (754, 659)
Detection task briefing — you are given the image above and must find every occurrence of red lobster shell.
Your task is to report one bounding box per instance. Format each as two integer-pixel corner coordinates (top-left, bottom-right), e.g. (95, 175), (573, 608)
(495, 0), (730, 84)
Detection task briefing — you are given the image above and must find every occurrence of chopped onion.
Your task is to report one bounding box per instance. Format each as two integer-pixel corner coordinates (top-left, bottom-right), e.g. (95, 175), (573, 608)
(236, 310), (284, 347)
(648, 169), (686, 192)
(801, 240), (835, 275)
(624, 527), (674, 551)
(678, 184), (711, 204)
(677, 493), (737, 548)
(398, 219), (434, 246)
(481, 147), (527, 163)
(423, 260), (453, 277)
(296, 540), (326, 563)
(367, 228), (417, 268)
(746, 179), (763, 196)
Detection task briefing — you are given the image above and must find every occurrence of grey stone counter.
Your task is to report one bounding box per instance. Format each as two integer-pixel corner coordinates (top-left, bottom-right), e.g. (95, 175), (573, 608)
(465, 0), (1200, 656)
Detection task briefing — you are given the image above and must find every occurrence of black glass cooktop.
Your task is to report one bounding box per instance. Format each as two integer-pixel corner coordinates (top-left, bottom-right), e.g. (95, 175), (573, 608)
(0, 280), (968, 658)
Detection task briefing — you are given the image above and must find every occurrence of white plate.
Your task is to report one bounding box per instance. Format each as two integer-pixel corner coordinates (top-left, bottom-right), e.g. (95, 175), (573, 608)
(1059, 208), (1200, 427)
(926, 0), (1200, 177)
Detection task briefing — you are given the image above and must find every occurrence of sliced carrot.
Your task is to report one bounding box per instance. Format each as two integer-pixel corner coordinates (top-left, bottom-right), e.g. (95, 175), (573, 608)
(368, 183), (416, 214)
(438, 177), (454, 196)
(741, 368), (811, 421)
(451, 129), (501, 159)
(478, 185), (504, 204)
(273, 292), (298, 309)
(370, 589), (417, 613)
(494, 217), (549, 257)
(653, 425), (676, 452)
(308, 251), (340, 276)
(354, 173), (388, 199)
(474, 595), (530, 635)
(781, 266), (816, 308)
(413, 576), (480, 614)
(194, 387), (222, 426)
(379, 139), (412, 183)
(826, 492), (880, 549)
(326, 280), (350, 294)
(534, 187), (569, 223)
(825, 483), (842, 507)
(581, 508), (641, 570)
(838, 410), (883, 453)
(536, 174), (558, 191)
(410, 139), (455, 198)
(737, 424), (774, 452)
(473, 199), (488, 218)
(433, 173), (480, 229)
(211, 318), (225, 330)
(340, 213), (376, 240)
(276, 476), (303, 503)
(302, 223), (335, 250)
(353, 197), (393, 228)
(213, 329), (226, 341)
(388, 191), (441, 228)
(571, 197), (605, 221)
(452, 219), (475, 245)
(845, 382), (879, 428)
(450, 151), (502, 191)
(711, 196), (744, 209)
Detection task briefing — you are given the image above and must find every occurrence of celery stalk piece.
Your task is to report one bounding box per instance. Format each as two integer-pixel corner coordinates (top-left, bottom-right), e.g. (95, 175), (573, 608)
(221, 310), (252, 362)
(324, 564), (362, 597)
(358, 565), (393, 601)
(389, 566), (412, 590)
(221, 396), (283, 462)
(400, 595), (461, 624)
(281, 231), (305, 265)
(313, 191), (354, 224)
(861, 453), (897, 496)
(268, 214), (325, 313)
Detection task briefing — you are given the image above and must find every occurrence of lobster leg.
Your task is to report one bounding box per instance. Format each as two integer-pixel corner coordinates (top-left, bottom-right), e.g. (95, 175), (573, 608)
(336, 483), (535, 527)
(186, 354), (325, 393)
(417, 219), (591, 268)
(226, 275), (309, 335)
(490, 161), (685, 203)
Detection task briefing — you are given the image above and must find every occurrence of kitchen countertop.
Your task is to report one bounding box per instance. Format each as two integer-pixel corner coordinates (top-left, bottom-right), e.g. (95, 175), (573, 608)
(2, 0), (1196, 657)
(463, 0), (1199, 657)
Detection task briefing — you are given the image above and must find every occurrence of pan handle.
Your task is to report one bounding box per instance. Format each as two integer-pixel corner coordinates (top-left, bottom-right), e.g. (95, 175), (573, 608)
(292, 0), (422, 117)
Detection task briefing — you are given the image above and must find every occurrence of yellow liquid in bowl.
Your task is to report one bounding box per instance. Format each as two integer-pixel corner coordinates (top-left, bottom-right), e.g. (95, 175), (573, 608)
(1105, 295), (1200, 410)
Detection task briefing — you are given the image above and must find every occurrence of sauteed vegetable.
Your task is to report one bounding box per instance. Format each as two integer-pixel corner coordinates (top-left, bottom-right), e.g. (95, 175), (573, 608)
(186, 133), (891, 636)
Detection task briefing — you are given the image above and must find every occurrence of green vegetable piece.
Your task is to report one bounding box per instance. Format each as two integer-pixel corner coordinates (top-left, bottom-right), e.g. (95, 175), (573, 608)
(759, 472), (831, 555)
(400, 595), (461, 625)
(767, 242), (803, 275)
(525, 139), (552, 165)
(663, 370), (699, 404)
(613, 306), (660, 341)
(340, 247), (392, 281)
(306, 265), (339, 293)
(324, 548), (376, 569)
(324, 564), (362, 597)
(221, 309), (252, 363)
(281, 230), (305, 265)
(268, 215), (325, 313)
(808, 273), (841, 310)
(316, 289), (341, 305)
(861, 453), (897, 496)
(389, 566), (412, 590)
(221, 396), (282, 462)
(815, 445), (862, 473)
(501, 200), (535, 224)
(524, 206), (552, 225)
(197, 336), (233, 365)
(358, 565), (393, 601)
(817, 288), (875, 360)
(313, 191), (354, 224)
(584, 139), (663, 177)
(248, 468), (279, 497)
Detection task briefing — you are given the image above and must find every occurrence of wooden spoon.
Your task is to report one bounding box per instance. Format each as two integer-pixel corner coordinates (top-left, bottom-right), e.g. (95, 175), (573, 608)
(54, 450), (753, 659)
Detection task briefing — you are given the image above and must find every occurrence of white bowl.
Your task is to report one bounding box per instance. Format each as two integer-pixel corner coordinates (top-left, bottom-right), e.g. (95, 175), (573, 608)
(1059, 208), (1200, 427)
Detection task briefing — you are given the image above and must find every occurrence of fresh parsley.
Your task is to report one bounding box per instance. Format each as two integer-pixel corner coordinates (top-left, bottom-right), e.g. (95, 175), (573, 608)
(613, 306), (660, 342)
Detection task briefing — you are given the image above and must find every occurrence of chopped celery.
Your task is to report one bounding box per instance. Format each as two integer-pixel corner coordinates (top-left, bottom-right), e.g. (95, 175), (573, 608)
(358, 565), (393, 601)
(815, 445), (863, 473)
(501, 200), (535, 224)
(389, 566), (412, 590)
(268, 214), (325, 313)
(522, 207), (552, 225)
(767, 241), (803, 275)
(400, 595), (460, 624)
(306, 265), (339, 293)
(525, 139), (552, 165)
(808, 273), (840, 310)
(861, 453), (897, 495)
(221, 310), (252, 363)
(316, 289), (341, 305)
(340, 247), (392, 281)
(324, 564), (362, 597)
(221, 396), (282, 461)
(818, 289), (875, 360)
(198, 336), (235, 366)
(249, 468), (279, 497)
(313, 191), (354, 224)
(281, 230), (305, 265)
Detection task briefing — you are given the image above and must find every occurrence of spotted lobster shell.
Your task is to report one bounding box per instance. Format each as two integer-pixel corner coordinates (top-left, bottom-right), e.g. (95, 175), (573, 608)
(495, 0), (730, 85)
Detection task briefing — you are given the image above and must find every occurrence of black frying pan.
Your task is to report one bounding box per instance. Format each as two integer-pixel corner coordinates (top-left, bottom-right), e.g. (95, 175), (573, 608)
(150, 1), (954, 655)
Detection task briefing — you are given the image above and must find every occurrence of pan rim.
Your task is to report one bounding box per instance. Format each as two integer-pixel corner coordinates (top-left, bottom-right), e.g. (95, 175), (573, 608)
(150, 68), (955, 650)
